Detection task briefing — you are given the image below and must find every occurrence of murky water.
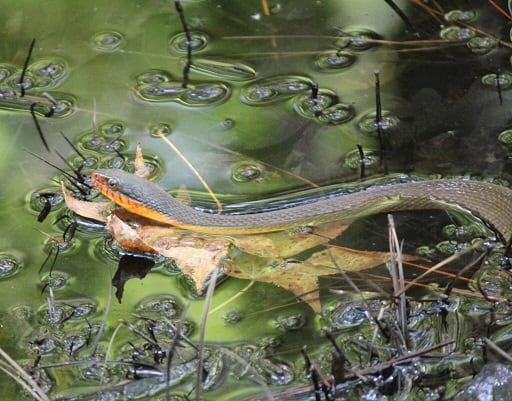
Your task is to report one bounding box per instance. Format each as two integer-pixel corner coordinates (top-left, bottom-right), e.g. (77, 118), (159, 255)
(2, 1), (512, 400)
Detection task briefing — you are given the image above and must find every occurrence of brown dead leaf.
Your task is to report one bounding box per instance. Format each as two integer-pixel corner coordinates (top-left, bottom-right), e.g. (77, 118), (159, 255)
(61, 182), (111, 222)
(106, 214), (231, 291)
(134, 143), (152, 178)
(307, 245), (419, 272)
(106, 214), (159, 254)
(233, 221), (350, 258)
(226, 245), (420, 311)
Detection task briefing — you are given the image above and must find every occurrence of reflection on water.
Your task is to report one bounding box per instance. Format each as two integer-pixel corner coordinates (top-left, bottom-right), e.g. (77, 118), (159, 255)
(1, 0), (512, 399)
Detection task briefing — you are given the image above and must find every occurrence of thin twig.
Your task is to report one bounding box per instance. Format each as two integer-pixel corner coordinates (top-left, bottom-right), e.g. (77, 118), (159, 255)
(195, 267), (220, 401)
(157, 131), (223, 212)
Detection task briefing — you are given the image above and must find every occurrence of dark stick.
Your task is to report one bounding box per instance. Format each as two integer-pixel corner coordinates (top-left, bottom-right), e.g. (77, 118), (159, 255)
(30, 103), (50, 151)
(59, 131), (89, 173)
(374, 70), (388, 173)
(496, 70), (503, 105)
(25, 149), (90, 194)
(54, 150), (87, 184)
(357, 143), (366, 179)
(374, 70), (384, 152)
(383, 0), (415, 33)
(174, 0), (192, 88)
(19, 38), (36, 97)
(301, 347), (322, 401)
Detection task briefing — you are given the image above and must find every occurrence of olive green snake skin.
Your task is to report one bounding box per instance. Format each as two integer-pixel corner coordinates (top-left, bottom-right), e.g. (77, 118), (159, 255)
(91, 169), (512, 241)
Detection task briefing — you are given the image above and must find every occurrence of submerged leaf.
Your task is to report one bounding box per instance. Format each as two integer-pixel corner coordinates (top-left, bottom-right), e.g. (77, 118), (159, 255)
(233, 221), (349, 258)
(227, 245), (420, 311)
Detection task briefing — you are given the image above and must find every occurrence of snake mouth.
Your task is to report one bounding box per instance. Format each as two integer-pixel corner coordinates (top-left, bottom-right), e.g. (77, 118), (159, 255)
(91, 172), (144, 212)
(90, 171), (180, 225)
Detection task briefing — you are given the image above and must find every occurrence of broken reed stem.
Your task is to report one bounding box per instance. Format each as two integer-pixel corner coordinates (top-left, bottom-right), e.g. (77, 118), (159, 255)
(0, 348), (51, 401)
(396, 240), (484, 297)
(195, 267), (220, 401)
(387, 214), (409, 351)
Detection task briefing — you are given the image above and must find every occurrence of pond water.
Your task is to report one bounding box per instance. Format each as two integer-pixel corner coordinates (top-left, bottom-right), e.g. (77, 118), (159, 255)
(2, 1), (512, 400)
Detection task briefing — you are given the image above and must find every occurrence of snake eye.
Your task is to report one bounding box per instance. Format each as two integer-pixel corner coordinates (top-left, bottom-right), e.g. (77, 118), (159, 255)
(107, 178), (119, 189)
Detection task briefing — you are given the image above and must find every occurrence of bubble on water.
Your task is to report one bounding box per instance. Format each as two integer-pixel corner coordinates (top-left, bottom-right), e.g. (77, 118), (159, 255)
(0, 64), (15, 83)
(180, 83), (231, 106)
(99, 153), (162, 178)
(435, 240), (459, 255)
(335, 26), (380, 50)
(482, 72), (512, 89)
(43, 236), (77, 255)
(34, 77), (53, 88)
(357, 110), (400, 133)
(467, 36), (497, 54)
(136, 294), (182, 318)
(37, 303), (71, 325)
(48, 94), (75, 118)
(293, 92), (336, 119)
(231, 161), (265, 182)
(29, 58), (67, 87)
(40, 271), (70, 290)
(149, 122), (173, 137)
(99, 120), (126, 137)
(222, 118), (235, 129)
(68, 299), (97, 318)
(0, 253), (21, 279)
(136, 82), (187, 102)
(90, 30), (124, 51)
(136, 69), (174, 85)
(104, 137), (126, 153)
(240, 75), (313, 105)
(169, 32), (208, 53)
(442, 224), (458, 238)
(30, 337), (60, 355)
(29, 187), (64, 213)
(68, 154), (98, 170)
(190, 57), (257, 81)
(95, 237), (123, 264)
(314, 50), (356, 72)
(498, 128), (512, 144)
(324, 302), (370, 328)
(9, 305), (32, 320)
(99, 155), (126, 169)
(440, 26), (476, 41)
(272, 78), (313, 94)
(155, 258), (180, 275)
(240, 85), (278, 105)
(78, 132), (127, 154)
(7, 72), (35, 91)
(416, 245), (437, 258)
(78, 131), (103, 151)
(64, 333), (90, 355)
(444, 10), (478, 22)
(275, 313), (306, 330)
(344, 148), (380, 170)
(37, 298), (97, 325)
(317, 103), (355, 125)
(223, 311), (243, 324)
(256, 357), (295, 385)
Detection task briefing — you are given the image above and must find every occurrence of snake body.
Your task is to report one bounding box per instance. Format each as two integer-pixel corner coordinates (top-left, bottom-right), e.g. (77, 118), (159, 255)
(91, 169), (512, 240)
